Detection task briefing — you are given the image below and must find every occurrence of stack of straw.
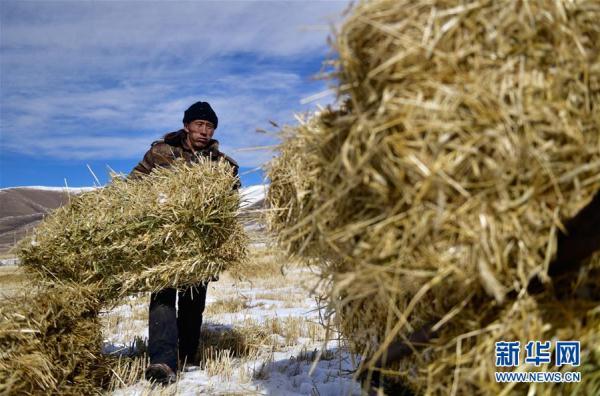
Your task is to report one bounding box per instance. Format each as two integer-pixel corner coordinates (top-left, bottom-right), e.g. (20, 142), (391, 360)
(0, 283), (110, 395)
(7, 158), (247, 392)
(19, 158), (248, 300)
(267, 0), (600, 393)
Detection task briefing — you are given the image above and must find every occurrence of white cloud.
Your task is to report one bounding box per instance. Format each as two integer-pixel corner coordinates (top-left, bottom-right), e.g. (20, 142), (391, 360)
(0, 0), (350, 167)
(7, 135), (152, 160)
(1, 67), (332, 165)
(1, 1), (347, 77)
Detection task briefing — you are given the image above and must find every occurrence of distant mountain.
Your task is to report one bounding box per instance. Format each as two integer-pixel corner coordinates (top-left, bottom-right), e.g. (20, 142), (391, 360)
(240, 184), (267, 210)
(0, 185), (267, 255)
(0, 187), (76, 254)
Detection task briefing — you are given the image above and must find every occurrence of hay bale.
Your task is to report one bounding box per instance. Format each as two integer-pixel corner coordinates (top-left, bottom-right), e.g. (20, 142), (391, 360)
(267, 116), (331, 258)
(405, 260), (600, 395)
(18, 158), (248, 300)
(0, 282), (110, 395)
(267, 0), (600, 393)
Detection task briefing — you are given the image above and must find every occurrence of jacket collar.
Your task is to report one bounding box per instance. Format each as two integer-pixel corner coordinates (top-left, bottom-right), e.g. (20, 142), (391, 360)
(163, 129), (220, 154)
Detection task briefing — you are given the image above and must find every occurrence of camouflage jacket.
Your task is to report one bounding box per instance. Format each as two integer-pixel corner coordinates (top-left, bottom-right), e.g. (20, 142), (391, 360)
(130, 130), (241, 189)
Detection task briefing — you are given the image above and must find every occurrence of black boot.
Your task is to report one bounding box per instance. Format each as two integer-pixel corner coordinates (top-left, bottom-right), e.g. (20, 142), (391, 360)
(145, 363), (176, 385)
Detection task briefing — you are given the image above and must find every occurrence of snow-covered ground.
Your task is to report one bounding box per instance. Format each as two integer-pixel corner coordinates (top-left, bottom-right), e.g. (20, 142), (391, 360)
(104, 248), (361, 396)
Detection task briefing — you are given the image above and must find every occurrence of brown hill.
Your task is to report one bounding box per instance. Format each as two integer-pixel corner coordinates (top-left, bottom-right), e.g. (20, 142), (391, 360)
(0, 188), (72, 254)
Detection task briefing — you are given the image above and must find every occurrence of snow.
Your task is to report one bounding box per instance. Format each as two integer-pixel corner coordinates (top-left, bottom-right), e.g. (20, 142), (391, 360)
(111, 342), (361, 396)
(105, 262), (362, 396)
(256, 346), (360, 396)
(0, 185), (98, 192)
(159, 345), (361, 396)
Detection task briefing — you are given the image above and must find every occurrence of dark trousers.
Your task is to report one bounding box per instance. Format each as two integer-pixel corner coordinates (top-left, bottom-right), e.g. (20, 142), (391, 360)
(148, 284), (208, 371)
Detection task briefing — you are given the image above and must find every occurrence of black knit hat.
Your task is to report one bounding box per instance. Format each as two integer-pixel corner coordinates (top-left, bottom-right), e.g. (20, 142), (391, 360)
(183, 101), (218, 128)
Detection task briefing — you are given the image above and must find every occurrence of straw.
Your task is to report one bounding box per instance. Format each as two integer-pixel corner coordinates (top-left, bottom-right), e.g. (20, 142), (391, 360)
(19, 158), (248, 301)
(267, 0), (600, 393)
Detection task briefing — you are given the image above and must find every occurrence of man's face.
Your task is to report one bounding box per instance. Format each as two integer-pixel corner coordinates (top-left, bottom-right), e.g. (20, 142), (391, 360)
(184, 119), (216, 149)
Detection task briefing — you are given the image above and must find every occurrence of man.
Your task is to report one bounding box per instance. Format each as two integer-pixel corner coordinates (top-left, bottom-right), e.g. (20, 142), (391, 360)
(129, 101), (240, 384)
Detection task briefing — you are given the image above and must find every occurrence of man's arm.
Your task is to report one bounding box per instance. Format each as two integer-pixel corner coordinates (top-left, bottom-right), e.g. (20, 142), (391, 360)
(129, 149), (155, 179)
(232, 163), (241, 190)
(221, 154), (241, 190)
(129, 143), (177, 180)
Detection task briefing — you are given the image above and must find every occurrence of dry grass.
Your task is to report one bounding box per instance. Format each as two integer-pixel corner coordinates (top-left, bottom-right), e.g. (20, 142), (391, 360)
(0, 277), (110, 392)
(0, 266), (24, 285)
(199, 322), (270, 360)
(18, 158), (248, 301)
(197, 315), (327, 361)
(0, 265), (27, 300)
(266, 0), (600, 394)
(102, 246), (336, 394)
(0, 282), (111, 395)
(255, 291), (309, 304)
(232, 247), (287, 281)
(196, 281), (332, 392)
(199, 252), (329, 355)
(205, 297), (251, 315)
(107, 355), (148, 392)
(97, 248), (295, 391)
(263, 316), (327, 346)
(203, 349), (235, 380)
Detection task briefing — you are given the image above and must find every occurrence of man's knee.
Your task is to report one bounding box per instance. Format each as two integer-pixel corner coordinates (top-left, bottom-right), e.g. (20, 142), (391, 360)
(150, 288), (177, 309)
(178, 283), (208, 313)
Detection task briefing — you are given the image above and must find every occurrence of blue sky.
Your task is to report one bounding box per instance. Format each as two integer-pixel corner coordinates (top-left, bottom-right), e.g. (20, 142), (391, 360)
(0, 0), (349, 187)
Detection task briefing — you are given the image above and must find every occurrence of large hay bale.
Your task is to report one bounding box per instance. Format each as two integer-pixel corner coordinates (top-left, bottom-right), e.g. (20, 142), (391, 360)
(0, 283), (110, 395)
(403, 261), (600, 395)
(19, 158), (248, 301)
(267, 0), (600, 393)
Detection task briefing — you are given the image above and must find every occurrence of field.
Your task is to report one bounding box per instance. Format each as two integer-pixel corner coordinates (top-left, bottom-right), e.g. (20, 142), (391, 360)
(0, 251), (361, 395)
(0, 186), (362, 395)
(104, 247), (361, 395)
